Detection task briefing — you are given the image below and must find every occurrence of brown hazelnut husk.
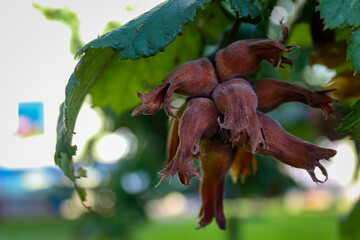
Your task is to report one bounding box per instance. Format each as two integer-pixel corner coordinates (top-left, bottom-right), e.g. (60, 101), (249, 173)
(132, 58), (218, 119)
(215, 21), (292, 82)
(252, 78), (335, 118)
(254, 111), (336, 183)
(215, 39), (292, 82)
(231, 147), (257, 183)
(198, 136), (234, 230)
(212, 78), (267, 153)
(165, 101), (187, 185)
(156, 97), (220, 187)
(130, 19), (338, 231)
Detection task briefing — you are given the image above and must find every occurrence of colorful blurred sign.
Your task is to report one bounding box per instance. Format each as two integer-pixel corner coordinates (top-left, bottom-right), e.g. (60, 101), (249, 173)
(15, 102), (44, 137)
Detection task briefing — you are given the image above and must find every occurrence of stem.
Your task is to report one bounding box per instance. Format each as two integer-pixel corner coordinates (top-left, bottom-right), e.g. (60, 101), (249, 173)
(354, 141), (360, 180)
(227, 217), (240, 240)
(220, 16), (242, 48)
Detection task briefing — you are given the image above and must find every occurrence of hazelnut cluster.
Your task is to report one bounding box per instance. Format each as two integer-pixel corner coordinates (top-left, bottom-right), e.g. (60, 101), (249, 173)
(132, 22), (336, 229)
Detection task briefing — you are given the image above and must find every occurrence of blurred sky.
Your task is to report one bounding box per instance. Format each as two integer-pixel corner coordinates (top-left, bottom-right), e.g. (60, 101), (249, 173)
(0, 0), (164, 169)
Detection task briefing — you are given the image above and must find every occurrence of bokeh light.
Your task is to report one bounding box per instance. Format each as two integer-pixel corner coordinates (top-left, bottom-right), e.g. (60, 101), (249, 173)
(59, 190), (95, 220)
(120, 171), (150, 194)
(96, 188), (117, 217)
(77, 167), (103, 188)
(22, 170), (51, 191)
(145, 192), (192, 219)
(270, 6), (289, 24)
(94, 132), (129, 164)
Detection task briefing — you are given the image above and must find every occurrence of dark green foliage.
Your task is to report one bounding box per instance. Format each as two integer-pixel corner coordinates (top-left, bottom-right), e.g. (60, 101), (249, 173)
(338, 100), (360, 141)
(78, 0), (211, 60)
(340, 198), (360, 240)
(226, 0), (264, 23)
(348, 29), (360, 75)
(89, 23), (202, 113)
(317, 0), (360, 74)
(317, 0), (360, 29)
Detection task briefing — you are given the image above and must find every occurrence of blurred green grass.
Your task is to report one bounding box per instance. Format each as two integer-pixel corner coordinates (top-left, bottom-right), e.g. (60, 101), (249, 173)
(0, 219), (74, 240)
(0, 213), (338, 240)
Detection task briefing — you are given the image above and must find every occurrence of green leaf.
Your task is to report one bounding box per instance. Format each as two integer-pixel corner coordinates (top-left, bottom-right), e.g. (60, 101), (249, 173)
(77, 167), (87, 178)
(75, 186), (88, 202)
(90, 3), (231, 113)
(55, 103), (76, 180)
(317, 0), (360, 29)
(225, 0), (263, 23)
(338, 99), (360, 140)
(348, 29), (360, 74)
(78, 0), (211, 60)
(55, 103), (88, 202)
(317, 1), (360, 74)
(55, 48), (116, 200)
(90, 21), (202, 113)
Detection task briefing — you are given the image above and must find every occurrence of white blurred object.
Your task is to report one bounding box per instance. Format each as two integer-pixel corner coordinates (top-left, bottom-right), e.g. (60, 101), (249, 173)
(73, 100), (102, 160)
(278, 0), (295, 16)
(93, 128), (136, 164)
(22, 170), (52, 190)
(270, 6), (289, 24)
(303, 64), (337, 87)
(95, 133), (128, 163)
(59, 190), (95, 220)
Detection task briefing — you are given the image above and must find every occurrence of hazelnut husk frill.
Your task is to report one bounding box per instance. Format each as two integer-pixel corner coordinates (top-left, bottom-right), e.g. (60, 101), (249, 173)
(132, 22), (336, 230)
(212, 78), (267, 153)
(132, 58), (218, 119)
(156, 97), (220, 187)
